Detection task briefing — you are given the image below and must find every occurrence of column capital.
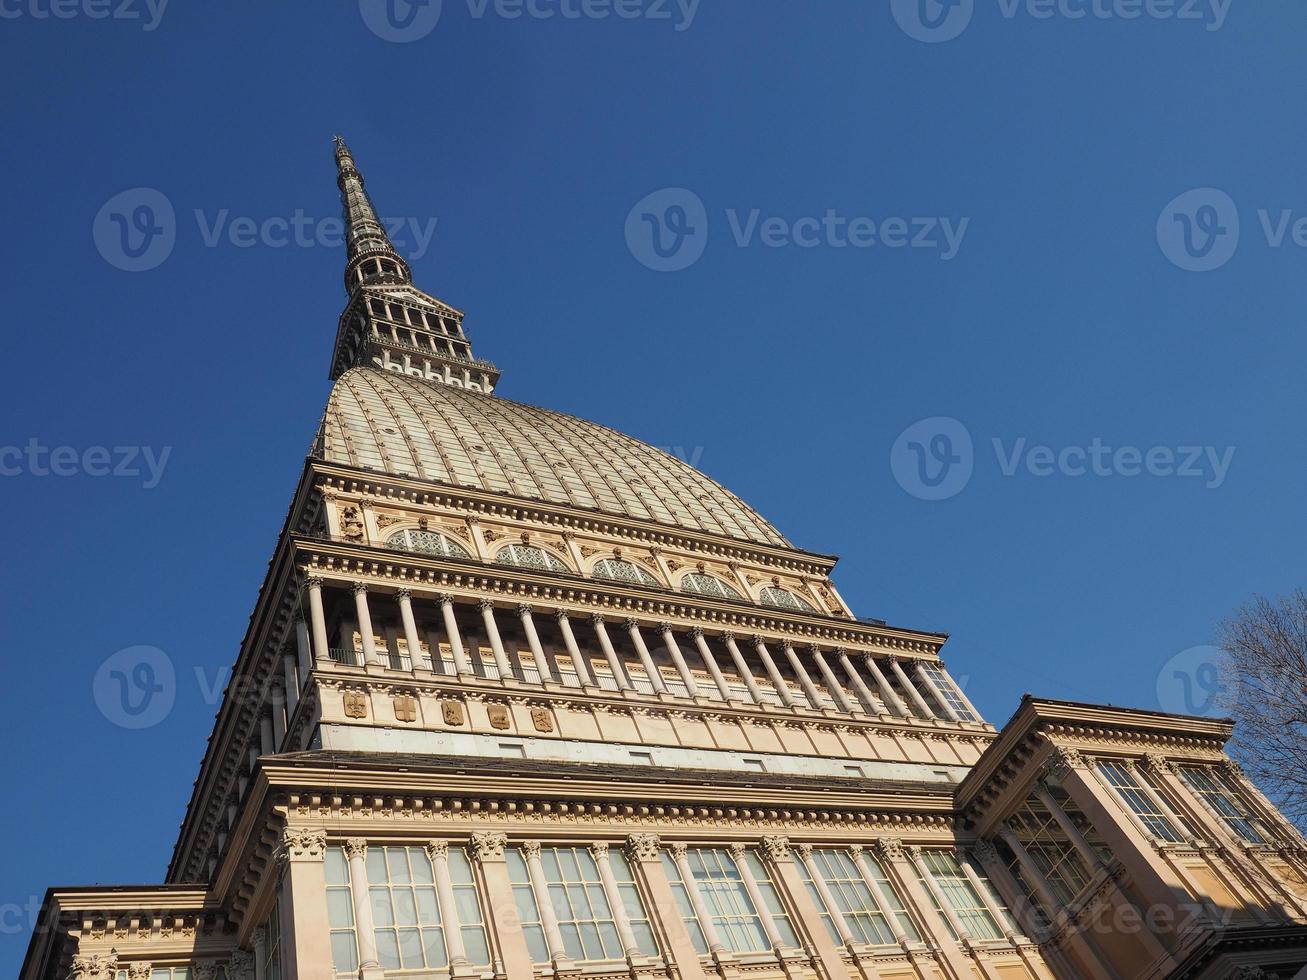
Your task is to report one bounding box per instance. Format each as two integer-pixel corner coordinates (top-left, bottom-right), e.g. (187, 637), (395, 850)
(657, 622), (675, 635)
(722, 630), (736, 642)
(689, 627), (705, 639)
(807, 643), (823, 656)
(971, 838), (1001, 867)
(590, 842), (611, 860)
(352, 581), (369, 595)
(626, 833), (662, 862)
(623, 618), (640, 631)
(873, 837), (905, 861)
(471, 831), (508, 862)
(792, 842), (814, 860)
(554, 608), (571, 622)
(1219, 758), (1246, 780)
(517, 603), (535, 618)
(477, 598), (495, 612)
(751, 634), (766, 647)
(227, 950), (253, 980)
(435, 592), (455, 607)
(522, 840), (542, 859)
(832, 646), (848, 656)
(395, 587), (412, 601)
(71, 953), (119, 980)
(1046, 744), (1089, 778)
(904, 844), (924, 860)
(727, 841), (748, 859)
(668, 841), (689, 860)
(426, 839), (450, 861)
(305, 574), (325, 589)
(343, 837), (368, 861)
(279, 827), (328, 863)
(760, 835), (791, 862)
(590, 613), (607, 626)
(1141, 752), (1177, 778)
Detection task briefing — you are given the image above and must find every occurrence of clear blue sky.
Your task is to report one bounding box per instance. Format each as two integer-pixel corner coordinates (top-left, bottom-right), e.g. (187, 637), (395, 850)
(2, 1), (1305, 971)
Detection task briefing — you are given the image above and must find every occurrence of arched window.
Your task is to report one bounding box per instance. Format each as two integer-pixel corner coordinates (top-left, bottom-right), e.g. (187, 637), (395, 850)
(680, 572), (743, 601)
(592, 558), (661, 588)
(496, 543), (571, 573)
(759, 586), (815, 612)
(386, 528), (472, 559)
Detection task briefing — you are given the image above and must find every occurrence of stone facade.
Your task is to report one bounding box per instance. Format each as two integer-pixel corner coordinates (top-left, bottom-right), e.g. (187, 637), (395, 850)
(20, 140), (1307, 980)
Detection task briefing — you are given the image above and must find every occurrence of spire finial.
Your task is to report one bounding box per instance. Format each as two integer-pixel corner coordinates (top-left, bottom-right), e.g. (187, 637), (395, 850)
(333, 136), (411, 293)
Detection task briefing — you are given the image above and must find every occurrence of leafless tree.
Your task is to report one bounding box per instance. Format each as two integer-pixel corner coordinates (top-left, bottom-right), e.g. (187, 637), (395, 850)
(1217, 590), (1307, 830)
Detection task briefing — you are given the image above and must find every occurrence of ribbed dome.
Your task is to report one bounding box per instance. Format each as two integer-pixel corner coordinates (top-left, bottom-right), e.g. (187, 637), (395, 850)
(318, 368), (788, 547)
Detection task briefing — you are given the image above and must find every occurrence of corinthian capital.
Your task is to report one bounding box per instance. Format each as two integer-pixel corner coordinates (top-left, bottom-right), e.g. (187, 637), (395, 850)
(970, 838), (1000, 867)
(625, 833), (662, 862)
(71, 953), (119, 980)
(279, 827), (328, 863)
(426, 839), (450, 862)
(1141, 752), (1177, 778)
(1046, 744), (1088, 780)
(343, 838), (368, 860)
(471, 831), (508, 862)
(668, 841), (690, 860)
(760, 835), (791, 862)
(873, 837), (905, 862)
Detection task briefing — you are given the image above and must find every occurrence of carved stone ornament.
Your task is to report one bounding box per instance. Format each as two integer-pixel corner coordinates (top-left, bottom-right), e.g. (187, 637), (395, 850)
(488, 703), (511, 730)
(341, 506), (365, 543)
(531, 706), (554, 733)
(1046, 744), (1088, 779)
(192, 962), (219, 980)
(874, 837), (905, 862)
(442, 700), (466, 726)
(522, 840), (542, 859)
(227, 949), (254, 980)
(590, 842), (611, 860)
(393, 695), (418, 723)
(471, 831), (508, 861)
(971, 838), (1000, 867)
(127, 963), (151, 980)
(280, 826), (328, 863)
(1221, 758), (1247, 780)
(1232, 969), (1280, 980)
(343, 691), (369, 719)
(426, 839), (450, 862)
(626, 833), (662, 862)
(71, 953), (119, 980)
(344, 838), (368, 860)
(760, 835), (791, 862)
(668, 841), (690, 860)
(792, 842), (814, 860)
(1142, 752), (1177, 778)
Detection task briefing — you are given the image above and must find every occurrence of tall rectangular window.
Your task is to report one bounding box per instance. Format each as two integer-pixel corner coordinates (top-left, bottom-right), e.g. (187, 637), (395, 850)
(675, 847), (772, 955)
(1180, 766), (1267, 844)
(609, 849), (659, 955)
(325, 846), (360, 975)
(919, 663), (977, 721)
(506, 848), (549, 964)
(919, 850), (1005, 941)
(796, 848), (907, 946)
(1005, 800), (1092, 907)
(1096, 761), (1186, 843)
(740, 850), (799, 948)
(540, 846), (624, 963)
(661, 851), (709, 954)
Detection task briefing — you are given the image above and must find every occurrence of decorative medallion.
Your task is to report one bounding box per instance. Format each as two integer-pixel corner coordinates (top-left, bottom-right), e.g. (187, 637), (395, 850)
(488, 703), (511, 730)
(343, 691), (369, 719)
(531, 706), (554, 732)
(393, 695), (418, 723)
(442, 700), (466, 726)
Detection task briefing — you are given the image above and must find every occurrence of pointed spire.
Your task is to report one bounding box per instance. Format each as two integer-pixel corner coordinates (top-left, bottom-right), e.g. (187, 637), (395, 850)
(334, 135), (412, 293)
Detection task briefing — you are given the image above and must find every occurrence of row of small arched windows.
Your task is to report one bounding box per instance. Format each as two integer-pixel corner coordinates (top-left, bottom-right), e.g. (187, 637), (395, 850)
(384, 529), (815, 611)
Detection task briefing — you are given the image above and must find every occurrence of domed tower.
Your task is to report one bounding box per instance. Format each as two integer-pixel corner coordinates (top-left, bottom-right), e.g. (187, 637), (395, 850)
(24, 142), (1307, 980)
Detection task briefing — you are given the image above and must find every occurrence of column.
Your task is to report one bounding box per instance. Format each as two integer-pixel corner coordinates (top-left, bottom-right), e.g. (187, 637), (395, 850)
(723, 633), (765, 705)
(889, 659), (936, 719)
(523, 841), (575, 968)
(260, 714), (275, 755)
(837, 650), (881, 715)
(283, 653), (300, 714)
(1031, 783), (1106, 873)
(793, 844), (856, 947)
(769, 839), (851, 980)
(425, 840), (469, 967)
(848, 845), (909, 945)
(669, 843), (728, 957)
(863, 656), (911, 717)
(906, 846), (973, 945)
(396, 590), (425, 671)
(914, 663), (961, 722)
(810, 647), (854, 713)
(518, 605), (555, 682)
(438, 595), (472, 675)
(660, 625), (701, 698)
(753, 637), (796, 707)
(691, 629), (734, 702)
(876, 839), (974, 980)
(727, 843), (788, 953)
(271, 691), (287, 748)
(470, 832), (535, 980)
(591, 843), (642, 959)
(294, 618), (312, 685)
(625, 834), (707, 980)
(276, 828), (336, 980)
(782, 643), (825, 709)
(592, 616), (632, 691)
(555, 611), (595, 687)
(478, 600), (514, 681)
(625, 620), (668, 694)
(345, 839), (384, 977)
(306, 576), (331, 664)
(353, 583), (381, 666)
